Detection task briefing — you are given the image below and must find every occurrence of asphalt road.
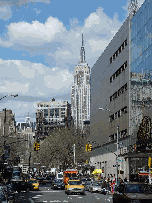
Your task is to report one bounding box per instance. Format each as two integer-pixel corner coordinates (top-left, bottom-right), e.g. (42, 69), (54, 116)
(14, 184), (113, 203)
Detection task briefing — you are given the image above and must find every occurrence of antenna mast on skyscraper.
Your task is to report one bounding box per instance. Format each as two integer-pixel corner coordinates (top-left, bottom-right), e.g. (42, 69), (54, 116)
(80, 32), (85, 63)
(128, 0), (139, 16)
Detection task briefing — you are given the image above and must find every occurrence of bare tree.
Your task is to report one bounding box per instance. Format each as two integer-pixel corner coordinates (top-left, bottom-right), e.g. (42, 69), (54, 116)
(31, 128), (90, 170)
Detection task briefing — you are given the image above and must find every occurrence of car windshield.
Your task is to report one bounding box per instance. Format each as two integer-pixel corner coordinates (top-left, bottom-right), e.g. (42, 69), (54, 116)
(29, 180), (37, 183)
(46, 177), (52, 180)
(81, 179), (86, 181)
(69, 181), (82, 185)
(126, 184), (145, 193)
(12, 172), (20, 177)
(93, 182), (100, 186)
(86, 182), (90, 185)
(66, 173), (77, 177)
(58, 174), (63, 178)
(86, 179), (91, 181)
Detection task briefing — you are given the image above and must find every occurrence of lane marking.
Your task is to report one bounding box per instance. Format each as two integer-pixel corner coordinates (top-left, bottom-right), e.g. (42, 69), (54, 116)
(29, 198), (35, 203)
(41, 191), (61, 192)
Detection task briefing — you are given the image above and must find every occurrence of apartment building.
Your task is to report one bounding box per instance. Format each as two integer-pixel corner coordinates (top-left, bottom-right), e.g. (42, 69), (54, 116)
(36, 98), (71, 138)
(0, 108), (16, 136)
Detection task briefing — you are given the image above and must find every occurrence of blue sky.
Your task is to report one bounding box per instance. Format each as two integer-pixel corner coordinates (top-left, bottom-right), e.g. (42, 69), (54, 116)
(0, 0), (145, 122)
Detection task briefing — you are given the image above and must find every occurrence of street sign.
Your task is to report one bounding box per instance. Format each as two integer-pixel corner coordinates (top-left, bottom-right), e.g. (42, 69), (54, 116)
(113, 164), (120, 167)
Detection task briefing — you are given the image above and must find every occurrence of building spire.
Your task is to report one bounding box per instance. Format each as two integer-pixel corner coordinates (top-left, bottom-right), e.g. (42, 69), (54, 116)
(80, 33), (85, 63)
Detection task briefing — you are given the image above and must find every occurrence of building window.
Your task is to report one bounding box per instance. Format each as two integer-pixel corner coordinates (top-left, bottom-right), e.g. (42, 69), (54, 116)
(50, 109), (54, 117)
(110, 61), (127, 83)
(110, 57), (112, 64)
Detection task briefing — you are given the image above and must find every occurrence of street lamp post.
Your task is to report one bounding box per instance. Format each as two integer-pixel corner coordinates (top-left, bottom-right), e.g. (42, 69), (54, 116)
(0, 94), (18, 101)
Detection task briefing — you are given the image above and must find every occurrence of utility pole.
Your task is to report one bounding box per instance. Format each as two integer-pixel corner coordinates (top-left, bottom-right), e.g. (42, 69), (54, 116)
(29, 152), (31, 168)
(73, 144), (75, 167)
(4, 108), (6, 136)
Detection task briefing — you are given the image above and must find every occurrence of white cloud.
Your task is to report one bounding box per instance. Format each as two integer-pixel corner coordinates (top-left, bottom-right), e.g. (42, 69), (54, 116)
(0, 5), (12, 20)
(85, 12), (100, 28)
(88, 39), (109, 52)
(0, 7), (123, 69)
(0, 59), (73, 96)
(0, 0), (51, 7)
(0, 0), (50, 21)
(0, 100), (37, 122)
(0, 4), (127, 122)
(6, 16), (66, 46)
(0, 81), (30, 95)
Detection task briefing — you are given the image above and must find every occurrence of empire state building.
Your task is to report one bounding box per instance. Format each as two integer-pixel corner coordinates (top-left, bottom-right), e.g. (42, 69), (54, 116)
(71, 34), (90, 131)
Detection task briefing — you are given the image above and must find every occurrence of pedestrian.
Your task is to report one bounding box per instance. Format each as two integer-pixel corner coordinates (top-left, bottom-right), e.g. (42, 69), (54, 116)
(124, 177), (127, 182)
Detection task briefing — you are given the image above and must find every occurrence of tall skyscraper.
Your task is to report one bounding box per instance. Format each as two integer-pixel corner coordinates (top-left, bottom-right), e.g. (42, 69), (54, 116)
(71, 34), (90, 131)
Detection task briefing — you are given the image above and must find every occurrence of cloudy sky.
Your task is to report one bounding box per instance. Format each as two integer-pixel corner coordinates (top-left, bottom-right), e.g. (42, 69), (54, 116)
(0, 0), (145, 122)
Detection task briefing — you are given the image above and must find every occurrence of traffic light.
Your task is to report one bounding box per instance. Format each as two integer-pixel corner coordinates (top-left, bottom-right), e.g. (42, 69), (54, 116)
(88, 144), (92, 151)
(34, 142), (37, 151)
(37, 143), (40, 150)
(85, 144), (89, 151)
(148, 157), (152, 168)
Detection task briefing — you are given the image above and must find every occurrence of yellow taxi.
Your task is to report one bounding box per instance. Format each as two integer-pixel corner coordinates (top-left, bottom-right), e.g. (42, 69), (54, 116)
(28, 179), (39, 190)
(65, 179), (85, 195)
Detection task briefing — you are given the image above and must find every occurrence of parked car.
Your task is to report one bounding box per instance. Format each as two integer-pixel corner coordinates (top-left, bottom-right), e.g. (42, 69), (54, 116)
(5, 184), (15, 203)
(37, 177), (46, 185)
(81, 178), (91, 185)
(65, 179), (85, 195)
(89, 182), (101, 193)
(46, 176), (54, 184)
(84, 181), (91, 191)
(0, 191), (7, 203)
(100, 188), (110, 195)
(11, 180), (31, 193)
(52, 179), (65, 190)
(27, 179), (39, 191)
(113, 182), (152, 203)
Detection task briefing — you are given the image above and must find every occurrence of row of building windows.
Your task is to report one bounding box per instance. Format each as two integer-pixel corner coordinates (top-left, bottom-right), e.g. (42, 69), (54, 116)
(110, 39), (127, 64)
(110, 83), (127, 103)
(109, 129), (127, 142)
(110, 61), (127, 83)
(109, 106), (127, 122)
(37, 104), (67, 108)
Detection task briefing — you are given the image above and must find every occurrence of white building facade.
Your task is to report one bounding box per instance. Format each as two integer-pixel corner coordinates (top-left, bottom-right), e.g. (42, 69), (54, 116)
(71, 34), (90, 131)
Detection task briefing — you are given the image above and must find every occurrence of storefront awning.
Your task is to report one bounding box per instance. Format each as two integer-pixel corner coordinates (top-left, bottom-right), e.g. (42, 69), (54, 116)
(139, 172), (149, 176)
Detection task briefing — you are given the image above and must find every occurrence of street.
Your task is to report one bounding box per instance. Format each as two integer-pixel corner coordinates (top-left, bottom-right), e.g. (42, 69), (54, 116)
(15, 184), (113, 203)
